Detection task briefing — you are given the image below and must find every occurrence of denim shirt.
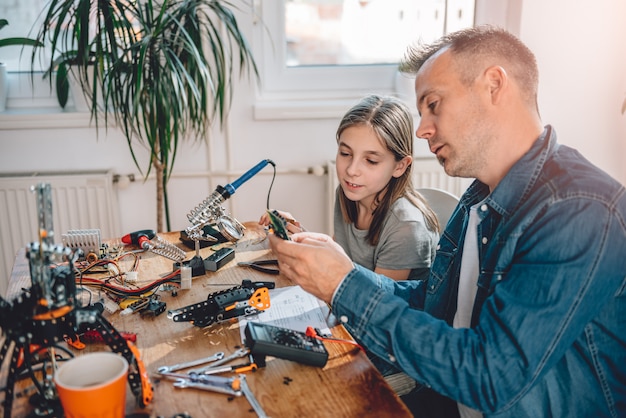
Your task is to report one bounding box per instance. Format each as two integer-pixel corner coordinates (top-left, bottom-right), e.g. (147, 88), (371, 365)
(331, 126), (626, 417)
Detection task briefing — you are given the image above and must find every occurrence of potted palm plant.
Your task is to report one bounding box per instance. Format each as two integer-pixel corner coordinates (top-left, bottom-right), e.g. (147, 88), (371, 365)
(31, 0), (258, 232)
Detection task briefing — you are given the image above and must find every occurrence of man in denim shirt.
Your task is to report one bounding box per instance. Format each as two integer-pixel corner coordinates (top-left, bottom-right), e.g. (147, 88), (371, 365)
(269, 25), (626, 418)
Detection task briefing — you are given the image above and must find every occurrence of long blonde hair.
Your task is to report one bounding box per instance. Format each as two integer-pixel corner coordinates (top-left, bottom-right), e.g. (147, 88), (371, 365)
(336, 95), (440, 245)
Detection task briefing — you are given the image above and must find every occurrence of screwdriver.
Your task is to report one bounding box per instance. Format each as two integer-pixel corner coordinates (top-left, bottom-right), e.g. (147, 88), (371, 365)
(121, 229), (156, 250)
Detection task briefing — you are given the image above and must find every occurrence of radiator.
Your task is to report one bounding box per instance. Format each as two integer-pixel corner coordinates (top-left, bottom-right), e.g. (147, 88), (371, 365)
(324, 157), (468, 235)
(411, 156), (470, 196)
(0, 171), (121, 296)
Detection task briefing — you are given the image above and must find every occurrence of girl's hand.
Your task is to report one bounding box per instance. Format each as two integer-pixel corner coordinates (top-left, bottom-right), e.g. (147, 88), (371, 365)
(259, 209), (305, 233)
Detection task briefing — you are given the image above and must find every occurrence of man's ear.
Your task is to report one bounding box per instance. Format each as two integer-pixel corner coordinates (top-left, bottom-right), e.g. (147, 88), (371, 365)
(393, 155), (412, 178)
(484, 65), (508, 104)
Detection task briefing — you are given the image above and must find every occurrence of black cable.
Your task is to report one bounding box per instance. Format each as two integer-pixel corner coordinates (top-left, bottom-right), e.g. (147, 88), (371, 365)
(22, 337), (44, 396)
(266, 160), (277, 209)
(74, 267), (92, 307)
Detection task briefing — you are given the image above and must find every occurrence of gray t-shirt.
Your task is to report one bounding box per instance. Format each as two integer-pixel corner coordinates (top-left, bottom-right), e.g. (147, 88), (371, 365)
(334, 194), (438, 281)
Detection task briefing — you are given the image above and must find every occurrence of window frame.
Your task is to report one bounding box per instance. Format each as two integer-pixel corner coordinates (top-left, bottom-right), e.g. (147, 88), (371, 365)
(252, 0), (521, 120)
(0, 0), (521, 127)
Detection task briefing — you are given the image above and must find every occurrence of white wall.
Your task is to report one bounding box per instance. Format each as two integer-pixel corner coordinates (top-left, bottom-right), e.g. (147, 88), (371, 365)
(1, 0), (625, 282)
(520, 0), (626, 183)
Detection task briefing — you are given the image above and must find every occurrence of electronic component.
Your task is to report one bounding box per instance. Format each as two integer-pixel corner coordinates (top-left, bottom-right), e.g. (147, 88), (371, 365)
(180, 266), (192, 289)
(62, 229), (103, 261)
(244, 322), (328, 367)
(204, 247), (235, 272)
(174, 255), (206, 278)
(266, 209), (290, 240)
(140, 298), (167, 317)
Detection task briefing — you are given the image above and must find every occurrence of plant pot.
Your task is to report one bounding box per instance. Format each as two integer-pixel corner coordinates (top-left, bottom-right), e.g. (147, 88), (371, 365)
(0, 62), (8, 112)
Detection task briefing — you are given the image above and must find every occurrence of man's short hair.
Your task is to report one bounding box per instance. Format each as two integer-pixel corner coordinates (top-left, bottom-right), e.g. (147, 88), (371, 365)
(400, 25), (539, 104)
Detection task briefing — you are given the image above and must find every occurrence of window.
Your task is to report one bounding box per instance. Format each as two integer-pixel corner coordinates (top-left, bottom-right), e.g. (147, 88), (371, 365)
(1, 0), (519, 122)
(1, 0), (62, 117)
(253, 0), (519, 120)
(285, 0), (474, 67)
(253, 0), (476, 119)
(0, 0), (49, 72)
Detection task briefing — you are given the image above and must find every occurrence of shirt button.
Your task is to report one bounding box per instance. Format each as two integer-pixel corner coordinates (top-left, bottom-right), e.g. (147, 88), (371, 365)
(482, 237), (488, 244)
(388, 354), (396, 362)
(480, 204), (488, 211)
(340, 315), (349, 323)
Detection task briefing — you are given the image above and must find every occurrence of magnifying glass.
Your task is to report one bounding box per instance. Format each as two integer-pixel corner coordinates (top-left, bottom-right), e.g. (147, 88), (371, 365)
(217, 215), (245, 242)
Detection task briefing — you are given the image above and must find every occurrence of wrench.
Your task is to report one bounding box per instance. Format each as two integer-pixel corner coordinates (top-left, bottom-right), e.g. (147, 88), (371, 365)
(157, 352), (225, 373)
(239, 374), (270, 418)
(171, 375), (242, 396)
(188, 347), (250, 374)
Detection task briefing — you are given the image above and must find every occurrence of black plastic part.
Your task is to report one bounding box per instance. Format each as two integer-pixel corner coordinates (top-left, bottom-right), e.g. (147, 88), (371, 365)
(244, 322), (328, 367)
(173, 255), (206, 277)
(204, 247), (235, 272)
(168, 280), (275, 327)
(215, 184), (231, 200)
(179, 224), (229, 249)
(140, 299), (167, 317)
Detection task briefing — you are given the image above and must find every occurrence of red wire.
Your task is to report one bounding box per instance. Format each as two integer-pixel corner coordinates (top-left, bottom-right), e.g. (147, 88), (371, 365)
(305, 326), (364, 351)
(76, 269), (180, 297)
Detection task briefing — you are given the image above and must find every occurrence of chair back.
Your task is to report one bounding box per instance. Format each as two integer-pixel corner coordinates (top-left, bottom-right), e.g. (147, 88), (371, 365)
(416, 187), (460, 230)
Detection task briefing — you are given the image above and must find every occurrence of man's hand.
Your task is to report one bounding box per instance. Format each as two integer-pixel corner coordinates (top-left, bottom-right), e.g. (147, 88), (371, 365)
(268, 232), (354, 303)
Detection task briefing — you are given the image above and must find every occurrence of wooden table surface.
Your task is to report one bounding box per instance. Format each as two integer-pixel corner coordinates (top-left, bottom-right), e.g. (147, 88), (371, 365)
(2, 222), (411, 418)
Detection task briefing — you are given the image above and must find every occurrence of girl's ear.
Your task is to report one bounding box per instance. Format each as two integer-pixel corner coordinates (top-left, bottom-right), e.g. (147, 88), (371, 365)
(392, 155), (412, 178)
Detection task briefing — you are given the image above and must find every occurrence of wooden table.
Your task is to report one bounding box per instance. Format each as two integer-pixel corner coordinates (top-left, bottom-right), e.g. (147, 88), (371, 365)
(2, 223), (411, 418)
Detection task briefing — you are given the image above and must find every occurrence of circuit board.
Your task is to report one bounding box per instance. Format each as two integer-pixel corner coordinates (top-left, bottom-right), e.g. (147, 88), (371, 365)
(266, 209), (291, 240)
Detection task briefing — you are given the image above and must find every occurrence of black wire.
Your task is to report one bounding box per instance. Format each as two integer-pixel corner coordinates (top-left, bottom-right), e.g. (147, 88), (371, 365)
(266, 159), (277, 209)
(51, 344), (74, 359)
(22, 337), (44, 396)
(17, 342), (74, 408)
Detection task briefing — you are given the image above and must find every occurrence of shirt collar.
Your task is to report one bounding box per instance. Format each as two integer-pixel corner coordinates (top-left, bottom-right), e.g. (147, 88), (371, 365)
(460, 125), (556, 217)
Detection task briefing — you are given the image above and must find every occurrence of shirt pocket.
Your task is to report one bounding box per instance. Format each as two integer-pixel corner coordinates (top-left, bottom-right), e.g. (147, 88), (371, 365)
(428, 232), (459, 295)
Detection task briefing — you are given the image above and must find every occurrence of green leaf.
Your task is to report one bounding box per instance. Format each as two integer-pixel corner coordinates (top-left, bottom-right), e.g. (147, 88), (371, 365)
(0, 37), (42, 48)
(28, 0), (259, 231)
(0, 19), (43, 48)
(55, 62), (69, 108)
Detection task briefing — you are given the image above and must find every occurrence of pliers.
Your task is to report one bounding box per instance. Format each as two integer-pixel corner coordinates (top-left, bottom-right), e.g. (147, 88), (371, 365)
(237, 259), (279, 275)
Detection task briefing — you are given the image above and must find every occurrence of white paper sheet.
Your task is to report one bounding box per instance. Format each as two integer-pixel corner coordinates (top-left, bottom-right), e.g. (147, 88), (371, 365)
(239, 286), (333, 342)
